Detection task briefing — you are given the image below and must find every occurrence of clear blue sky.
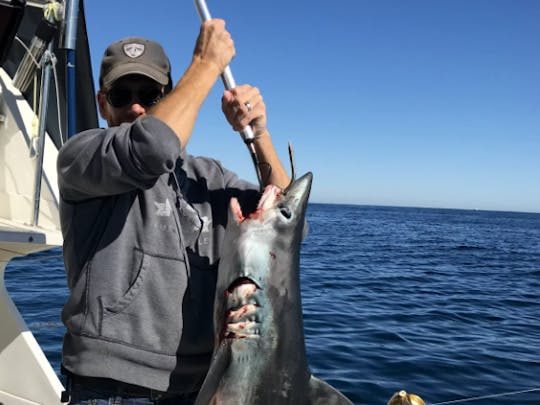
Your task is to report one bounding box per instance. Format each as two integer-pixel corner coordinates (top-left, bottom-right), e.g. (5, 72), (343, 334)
(84, 1), (539, 213)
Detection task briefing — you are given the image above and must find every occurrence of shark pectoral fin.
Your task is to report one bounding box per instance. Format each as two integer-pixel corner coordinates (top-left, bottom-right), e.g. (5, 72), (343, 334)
(308, 375), (354, 405)
(194, 345), (231, 405)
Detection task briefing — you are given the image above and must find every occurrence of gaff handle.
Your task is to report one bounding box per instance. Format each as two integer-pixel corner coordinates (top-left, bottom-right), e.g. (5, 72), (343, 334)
(194, 0), (256, 144)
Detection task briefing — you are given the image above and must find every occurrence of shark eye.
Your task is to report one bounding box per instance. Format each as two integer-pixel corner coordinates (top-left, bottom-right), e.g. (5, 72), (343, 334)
(279, 204), (292, 220)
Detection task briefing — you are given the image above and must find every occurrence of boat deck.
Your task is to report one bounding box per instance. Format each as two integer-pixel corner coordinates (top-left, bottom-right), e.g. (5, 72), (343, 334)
(0, 217), (61, 261)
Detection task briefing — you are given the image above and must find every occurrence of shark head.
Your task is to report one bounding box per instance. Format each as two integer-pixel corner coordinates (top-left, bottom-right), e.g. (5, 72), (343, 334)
(215, 172), (313, 345)
(230, 171), (313, 232)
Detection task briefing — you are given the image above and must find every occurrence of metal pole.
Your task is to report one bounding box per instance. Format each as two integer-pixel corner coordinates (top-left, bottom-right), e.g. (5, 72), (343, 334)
(32, 44), (54, 226)
(193, 0), (264, 188)
(64, 0), (80, 138)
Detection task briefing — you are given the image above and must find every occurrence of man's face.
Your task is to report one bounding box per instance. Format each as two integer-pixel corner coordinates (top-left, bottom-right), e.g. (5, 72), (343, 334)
(97, 75), (164, 127)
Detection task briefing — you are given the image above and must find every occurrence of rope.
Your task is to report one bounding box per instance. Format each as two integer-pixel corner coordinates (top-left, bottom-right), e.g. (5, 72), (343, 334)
(48, 49), (65, 145)
(14, 36), (41, 67)
(16, 34), (42, 156)
(44, 1), (64, 22)
(429, 387), (540, 405)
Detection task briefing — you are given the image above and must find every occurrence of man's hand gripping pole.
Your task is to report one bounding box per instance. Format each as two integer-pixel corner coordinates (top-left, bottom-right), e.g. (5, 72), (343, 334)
(194, 0), (265, 188)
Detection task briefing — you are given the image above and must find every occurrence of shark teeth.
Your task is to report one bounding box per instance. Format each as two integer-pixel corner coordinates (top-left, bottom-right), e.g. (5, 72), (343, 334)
(223, 278), (261, 339)
(257, 184), (281, 211)
(230, 184), (281, 222)
(226, 278), (259, 311)
(226, 286), (258, 311)
(225, 320), (260, 339)
(227, 304), (258, 322)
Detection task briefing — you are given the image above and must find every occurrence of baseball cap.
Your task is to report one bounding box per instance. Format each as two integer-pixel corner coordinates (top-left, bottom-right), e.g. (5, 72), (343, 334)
(99, 37), (171, 89)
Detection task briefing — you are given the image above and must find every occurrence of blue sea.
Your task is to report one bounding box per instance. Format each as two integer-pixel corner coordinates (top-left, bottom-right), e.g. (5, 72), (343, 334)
(5, 204), (540, 405)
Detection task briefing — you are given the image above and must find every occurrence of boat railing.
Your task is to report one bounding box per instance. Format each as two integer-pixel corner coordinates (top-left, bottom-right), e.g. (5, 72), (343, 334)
(1, 0), (66, 232)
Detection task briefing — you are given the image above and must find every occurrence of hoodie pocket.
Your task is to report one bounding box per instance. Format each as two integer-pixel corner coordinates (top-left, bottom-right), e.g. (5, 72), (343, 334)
(100, 249), (188, 355)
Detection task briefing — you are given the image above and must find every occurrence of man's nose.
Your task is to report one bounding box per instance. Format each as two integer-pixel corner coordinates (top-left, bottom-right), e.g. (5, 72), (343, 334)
(129, 102), (146, 115)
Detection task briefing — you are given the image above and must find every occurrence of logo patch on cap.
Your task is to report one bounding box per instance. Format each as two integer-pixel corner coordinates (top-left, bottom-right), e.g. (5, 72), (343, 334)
(123, 43), (145, 58)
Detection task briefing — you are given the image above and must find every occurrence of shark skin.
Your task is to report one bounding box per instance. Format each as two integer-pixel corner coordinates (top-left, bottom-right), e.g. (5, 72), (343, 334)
(195, 172), (353, 405)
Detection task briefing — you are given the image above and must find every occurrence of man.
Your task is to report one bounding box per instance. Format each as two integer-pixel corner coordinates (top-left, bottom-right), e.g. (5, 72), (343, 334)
(57, 20), (290, 404)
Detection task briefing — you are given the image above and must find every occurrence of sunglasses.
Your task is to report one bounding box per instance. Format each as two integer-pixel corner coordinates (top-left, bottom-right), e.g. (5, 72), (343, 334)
(106, 85), (164, 108)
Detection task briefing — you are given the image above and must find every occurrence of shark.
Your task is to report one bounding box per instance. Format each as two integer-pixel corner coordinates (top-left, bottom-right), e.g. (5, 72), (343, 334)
(195, 172), (353, 405)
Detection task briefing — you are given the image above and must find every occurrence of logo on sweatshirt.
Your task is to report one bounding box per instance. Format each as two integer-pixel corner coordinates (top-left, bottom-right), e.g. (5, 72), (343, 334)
(200, 216), (211, 233)
(154, 199), (172, 217)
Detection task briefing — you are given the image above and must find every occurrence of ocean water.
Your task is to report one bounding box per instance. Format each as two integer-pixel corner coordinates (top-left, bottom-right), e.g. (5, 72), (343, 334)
(5, 204), (540, 405)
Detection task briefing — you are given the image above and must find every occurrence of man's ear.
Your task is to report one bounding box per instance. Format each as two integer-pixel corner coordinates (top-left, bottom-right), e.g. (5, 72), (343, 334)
(97, 91), (108, 121)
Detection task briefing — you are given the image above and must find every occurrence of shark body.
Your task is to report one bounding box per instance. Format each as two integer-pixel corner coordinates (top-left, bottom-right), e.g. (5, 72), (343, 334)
(195, 173), (353, 405)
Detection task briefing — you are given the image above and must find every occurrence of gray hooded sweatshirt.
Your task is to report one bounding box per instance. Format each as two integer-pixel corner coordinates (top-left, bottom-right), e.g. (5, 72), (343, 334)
(57, 115), (259, 393)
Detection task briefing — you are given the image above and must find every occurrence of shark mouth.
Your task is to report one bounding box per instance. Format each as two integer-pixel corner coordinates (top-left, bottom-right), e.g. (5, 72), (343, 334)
(222, 277), (261, 340)
(231, 184), (282, 222)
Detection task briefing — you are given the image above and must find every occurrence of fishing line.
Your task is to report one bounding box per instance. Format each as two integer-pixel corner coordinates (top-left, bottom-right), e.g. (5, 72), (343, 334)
(429, 387), (540, 404)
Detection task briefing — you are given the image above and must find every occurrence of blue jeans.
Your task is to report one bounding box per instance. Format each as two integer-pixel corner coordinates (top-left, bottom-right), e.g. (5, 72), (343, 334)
(68, 382), (198, 405)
